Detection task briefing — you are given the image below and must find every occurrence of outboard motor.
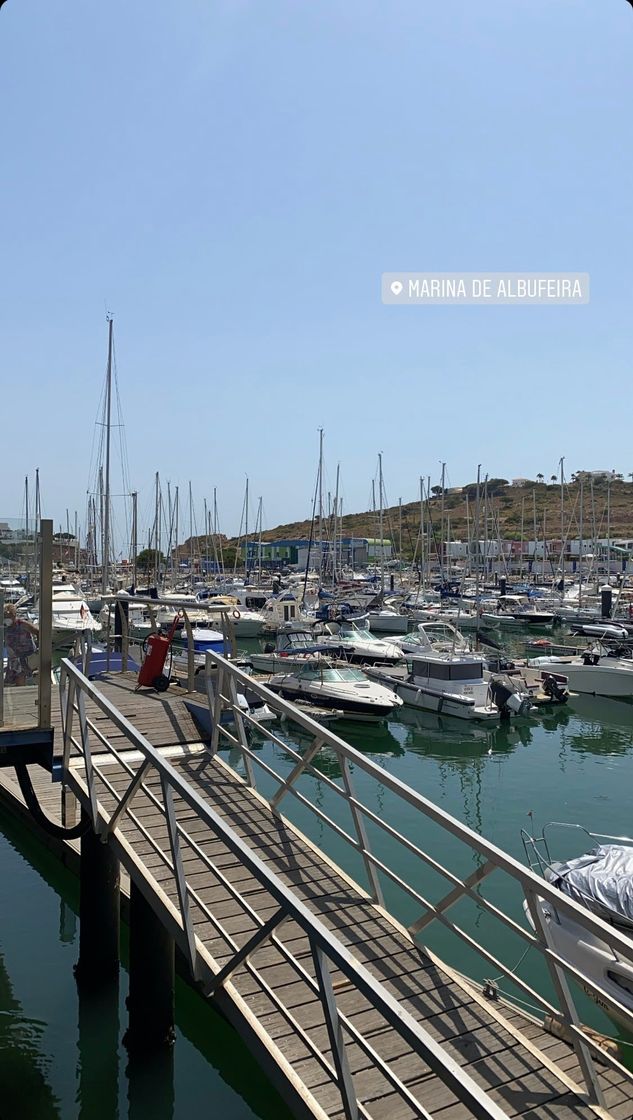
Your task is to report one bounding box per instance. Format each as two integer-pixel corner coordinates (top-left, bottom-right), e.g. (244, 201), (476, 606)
(489, 674), (533, 719)
(541, 673), (569, 704)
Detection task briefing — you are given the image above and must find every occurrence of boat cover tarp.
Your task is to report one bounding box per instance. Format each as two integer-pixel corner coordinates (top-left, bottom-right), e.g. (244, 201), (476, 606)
(551, 844), (633, 926)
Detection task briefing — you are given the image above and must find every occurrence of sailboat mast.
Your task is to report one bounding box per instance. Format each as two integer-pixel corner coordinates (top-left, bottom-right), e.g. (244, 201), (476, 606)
(419, 477), (424, 589)
(559, 456), (565, 588)
(204, 497), (209, 578)
(257, 496), (263, 581)
(131, 491), (138, 589)
(607, 474), (612, 582)
(318, 428), (323, 579)
(244, 477), (249, 579)
(189, 481), (194, 585)
(174, 485), (179, 580)
(155, 472), (161, 586)
(378, 452), (384, 595)
(333, 464), (340, 585)
(439, 461), (446, 582)
(579, 475), (584, 607)
(474, 466), (481, 607)
(102, 316), (113, 593)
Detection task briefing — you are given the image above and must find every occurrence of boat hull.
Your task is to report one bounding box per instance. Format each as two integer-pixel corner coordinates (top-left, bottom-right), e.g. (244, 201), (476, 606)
(395, 681), (499, 722)
(528, 658), (633, 698)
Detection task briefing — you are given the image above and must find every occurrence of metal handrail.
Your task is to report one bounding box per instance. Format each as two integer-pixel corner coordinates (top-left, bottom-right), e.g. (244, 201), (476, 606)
(100, 593), (238, 691)
(57, 656), (510, 1120)
(203, 651), (633, 1104)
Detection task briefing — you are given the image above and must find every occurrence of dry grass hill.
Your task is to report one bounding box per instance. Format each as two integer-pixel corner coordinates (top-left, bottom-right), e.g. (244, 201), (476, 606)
(241, 476), (633, 557)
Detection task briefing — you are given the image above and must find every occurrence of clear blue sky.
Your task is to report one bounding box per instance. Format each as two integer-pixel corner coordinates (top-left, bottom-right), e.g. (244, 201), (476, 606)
(1, 0), (632, 548)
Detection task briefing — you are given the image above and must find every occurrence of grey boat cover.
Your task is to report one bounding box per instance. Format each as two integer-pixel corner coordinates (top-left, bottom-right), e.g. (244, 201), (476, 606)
(549, 845), (633, 928)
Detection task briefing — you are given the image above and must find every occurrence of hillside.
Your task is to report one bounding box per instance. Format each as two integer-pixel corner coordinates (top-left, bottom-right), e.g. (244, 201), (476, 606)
(241, 477), (633, 556)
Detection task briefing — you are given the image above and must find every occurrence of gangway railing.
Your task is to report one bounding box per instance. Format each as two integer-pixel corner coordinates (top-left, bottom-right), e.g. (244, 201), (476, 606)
(57, 656), (512, 1120)
(203, 651), (633, 1108)
(98, 593), (238, 690)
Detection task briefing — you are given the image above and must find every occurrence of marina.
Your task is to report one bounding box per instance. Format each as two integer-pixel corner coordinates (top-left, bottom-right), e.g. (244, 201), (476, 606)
(3, 534), (633, 1117)
(3, 3), (633, 1116)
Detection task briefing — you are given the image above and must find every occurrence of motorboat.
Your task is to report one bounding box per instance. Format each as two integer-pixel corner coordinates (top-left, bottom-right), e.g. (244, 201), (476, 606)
(480, 595), (555, 630)
(526, 645), (633, 698)
(522, 823), (633, 1030)
(267, 663), (404, 720)
(202, 595), (265, 637)
(322, 621), (405, 666)
(260, 591), (310, 633)
(0, 577), (27, 604)
(393, 652), (516, 722)
(172, 624), (226, 656)
(568, 622), (629, 641)
(249, 628), (333, 673)
(49, 581), (102, 647)
(366, 607), (409, 635)
(388, 621), (471, 657)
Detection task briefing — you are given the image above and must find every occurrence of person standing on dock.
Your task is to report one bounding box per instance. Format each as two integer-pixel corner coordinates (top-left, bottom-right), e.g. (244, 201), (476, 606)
(3, 604), (38, 686)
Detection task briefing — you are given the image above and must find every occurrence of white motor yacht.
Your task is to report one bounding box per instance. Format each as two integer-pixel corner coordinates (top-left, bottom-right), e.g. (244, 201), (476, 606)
(249, 628), (332, 673)
(367, 607), (409, 635)
(522, 823), (633, 1030)
(49, 581), (102, 646)
(267, 663), (404, 720)
(394, 652), (500, 722)
(480, 595), (555, 630)
(322, 621), (405, 666)
(526, 645), (633, 698)
(0, 577), (27, 604)
(388, 621), (471, 657)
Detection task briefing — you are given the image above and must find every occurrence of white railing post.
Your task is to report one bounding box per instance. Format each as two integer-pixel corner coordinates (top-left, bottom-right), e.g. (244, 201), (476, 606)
(209, 662), (225, 755)
(340, 756), (384, 908)
(312, 943), (359, 1120)
(227, 673), (255, 786)
(181, 609), (195, 692)
(161, 776), (198, 976)
(524, 887), (604, 1107)
(77, 686), (99, 831)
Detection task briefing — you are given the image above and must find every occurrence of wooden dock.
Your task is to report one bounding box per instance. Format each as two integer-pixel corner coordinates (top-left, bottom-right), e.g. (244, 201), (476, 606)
(0, 670), (631, 1120)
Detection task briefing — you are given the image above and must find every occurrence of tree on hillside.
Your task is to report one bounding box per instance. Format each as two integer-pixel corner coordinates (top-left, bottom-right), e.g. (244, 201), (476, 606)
(486, 478), (509, 496)
(536, 473), (545, 483)
(136, 548), (166, 572)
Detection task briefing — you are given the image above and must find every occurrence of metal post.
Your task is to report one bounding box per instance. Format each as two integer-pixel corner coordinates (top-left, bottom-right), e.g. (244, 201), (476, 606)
(38, 520), (53, 729)
(181, 610), (195, 692)
(340, 757), (384, 907)
(524, 888), (604, 1106)
(124, 880), (175, 1054)
(74, 810), (120, 990)
(312, 944), (358, 1120)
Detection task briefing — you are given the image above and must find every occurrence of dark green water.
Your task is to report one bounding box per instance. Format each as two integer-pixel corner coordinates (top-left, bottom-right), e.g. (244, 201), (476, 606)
(0, 814), (291, 1119)
(2, 629), (633, 1114)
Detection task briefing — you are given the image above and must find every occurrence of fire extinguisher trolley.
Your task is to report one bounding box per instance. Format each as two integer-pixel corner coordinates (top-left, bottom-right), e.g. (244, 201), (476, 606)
(136, 613), (182, 692)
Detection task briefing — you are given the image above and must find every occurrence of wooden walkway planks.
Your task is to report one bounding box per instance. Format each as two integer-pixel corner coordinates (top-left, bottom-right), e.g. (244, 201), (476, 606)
(1, 670), (631, 1120)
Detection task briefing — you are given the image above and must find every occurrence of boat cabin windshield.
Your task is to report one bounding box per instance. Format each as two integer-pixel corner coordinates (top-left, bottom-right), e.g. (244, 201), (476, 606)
(298, 667), (367, 683)
(282, 632), (314, 649)
(340, 627), (376, 642)
(412, 659), (483, 681)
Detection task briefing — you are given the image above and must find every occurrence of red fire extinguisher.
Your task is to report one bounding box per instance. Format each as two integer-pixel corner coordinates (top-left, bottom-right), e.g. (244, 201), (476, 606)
(136, 613), (181, 692)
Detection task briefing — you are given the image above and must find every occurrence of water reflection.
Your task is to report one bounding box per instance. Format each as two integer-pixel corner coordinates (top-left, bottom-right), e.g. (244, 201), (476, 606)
(564, 694), (633, 755)
(392, 706), (535, 759)
(127, 1049), (174, 1120)
(0, 951), (60, 1119)
(77, 982), (120, 1120)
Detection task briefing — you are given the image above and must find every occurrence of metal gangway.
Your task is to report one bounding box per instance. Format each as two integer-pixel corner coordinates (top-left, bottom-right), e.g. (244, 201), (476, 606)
(49, 642), (633, 1120)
